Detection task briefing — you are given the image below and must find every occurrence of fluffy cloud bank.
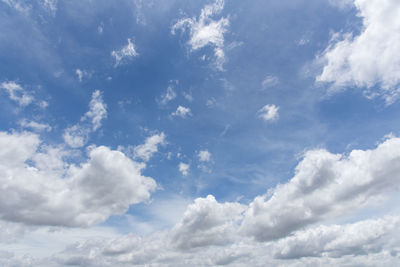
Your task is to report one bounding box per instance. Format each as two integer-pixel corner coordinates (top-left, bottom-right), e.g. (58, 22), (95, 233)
(0, 131), (156, 227)
(5, 135), (400, 266)
(317, 0), (400, 104)
(241, 136), (400, 241)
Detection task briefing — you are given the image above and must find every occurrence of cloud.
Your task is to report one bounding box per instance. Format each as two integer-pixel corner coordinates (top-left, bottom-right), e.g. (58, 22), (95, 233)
(317, 0), (400, 104)
(133, 133), (166, 162)
(261, 75), (279, 89)
(5, 136), (400, 265)
(158, 83), (177, 105)
(81, 90), (107, 131)
(19, 119), (52, 132)
(240, 136), (400, 241)
(179, 162), (190, 176)
(198, 150), (211, 162)
(182, 91), (193, 102)
(75, 69), (92, 82)
(171, 106), (191, 118)
(258, 104), (279, 121)
(97, 24), (103, 35)
(0, 220), (27, 243)
(273, 216), (400, 259)
(37, 197), (400, 266)
(63, 90), (107, 148)
(42, 0), (57, 16)
(1, 0), (31, 14)
(170, 195), (246, 249)
(111, 38), (138, 67)
(171, 0), (229, 70)
(0, 131), (157, 227)
(0, 81), (34, 107)
(63, 125), (89, 148)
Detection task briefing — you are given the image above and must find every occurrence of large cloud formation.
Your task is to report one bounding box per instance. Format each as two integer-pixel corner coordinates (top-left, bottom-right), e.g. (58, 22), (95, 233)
(5, 135), (399, 266)
(317, 0), (400, 104)
(240, 136), (400, 241)
(0, 131), (156, 227)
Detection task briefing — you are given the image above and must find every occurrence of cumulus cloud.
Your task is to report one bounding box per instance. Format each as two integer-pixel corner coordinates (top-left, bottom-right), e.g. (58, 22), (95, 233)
(240, 136), (400, 241)
(111, 38), (138, 67)
(133, 133), (166, 162)
(273, 216), (400, 259)
(171, 0), (229, 70)
(198, 150), (211, 162)
(37, 196), (400, 266)
(63, 90), (107, 148)
(4, 135), (400, 265)
(171, 106), (191, 118)
(0, 131), (156, 227)
(258, 104), (279, 121)
(170, 195), (246, 249)
(0, 81), (34, 107)
(317, 0), (400, 104)
(179, 162), (190, 176)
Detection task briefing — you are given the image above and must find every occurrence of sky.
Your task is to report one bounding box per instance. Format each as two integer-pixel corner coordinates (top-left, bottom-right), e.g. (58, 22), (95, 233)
(1, 0), (400, 266)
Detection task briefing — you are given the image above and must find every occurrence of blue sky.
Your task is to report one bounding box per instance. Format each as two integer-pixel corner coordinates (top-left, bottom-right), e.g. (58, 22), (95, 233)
(1, 0), (400, 266)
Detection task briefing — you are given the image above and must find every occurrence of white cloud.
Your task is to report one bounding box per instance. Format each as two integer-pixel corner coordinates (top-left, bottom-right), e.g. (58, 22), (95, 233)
(0, 220), (27, 243)
(170, 195), (246, 249)
(31, 197), (400, 266)
(0, 131), (157, 227)
(42, 0), (57, 16)
(97, 23), (103, 35)
(111, 38), (138, 67)
(1, 0), (30, 14)
(179, 162), (190, 176)
(240, 136), (400, 241)
(258, 104), (279, 121)
(75, 69), (92, 82)
(261, 75), (279, 89)
(171, 0), (229, 70)
(63, 90), (107, 148)
(198, 150), (211, 162)
(133, 133), (166, 162)
(206, 97), (216, 107)
(82, 90), (107, 131)
(63, 125), (89, 148)
(158, 84), (177, 105)
(172, 106), (191, 118)
(19, 119), (52, 132)
(273, 216), (400, 259)
(39, 101), (48, 109)
(182, 91), (193, 102)
(0, 81), (34, 107)
(317, 0), (400, 104)
(4, 135), (400, 265)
